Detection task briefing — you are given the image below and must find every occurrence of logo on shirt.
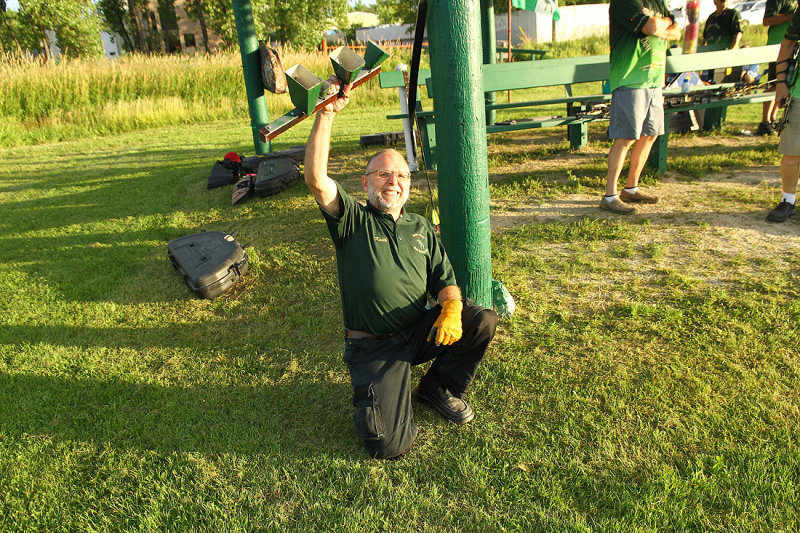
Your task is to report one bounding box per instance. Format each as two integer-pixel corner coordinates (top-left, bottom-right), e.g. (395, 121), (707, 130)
(374, 236), (388, 243)
(412, 233), (428, 254)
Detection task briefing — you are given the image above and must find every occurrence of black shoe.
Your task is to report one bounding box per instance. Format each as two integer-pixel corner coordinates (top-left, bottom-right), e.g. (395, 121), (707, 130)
(766, 200), (797, 222)
(416, 379), (475, 425)
(756, 121), (776, 136)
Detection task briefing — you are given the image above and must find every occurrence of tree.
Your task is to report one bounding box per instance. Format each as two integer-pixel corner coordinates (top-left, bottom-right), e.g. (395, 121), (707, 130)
(97, 0), (134, 51)
(126, 0), (148, 52)
(260, 0), (347, 50)
(202, 0), (235, 48)
(373, 0), (415, 25)
(0, 0), (25, 53)
(350, 0), (376, 13)
(17, 0), (104, 58)
(196, 0), (348, 51)
(156, 0), (179, 52)
(183, 0), (211, 52)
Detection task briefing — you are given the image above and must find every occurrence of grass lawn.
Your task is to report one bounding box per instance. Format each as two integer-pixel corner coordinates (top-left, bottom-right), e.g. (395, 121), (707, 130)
(1, 99), (799, 531)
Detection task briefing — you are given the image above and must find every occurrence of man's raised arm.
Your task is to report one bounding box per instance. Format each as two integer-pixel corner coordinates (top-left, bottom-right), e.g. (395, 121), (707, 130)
(305, 77), (351, 217)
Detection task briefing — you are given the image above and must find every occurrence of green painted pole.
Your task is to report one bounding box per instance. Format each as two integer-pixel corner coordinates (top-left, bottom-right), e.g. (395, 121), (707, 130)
(232, 0), (270, 155)
(481, 0), (497, 126)
(428, 0), (493, 307)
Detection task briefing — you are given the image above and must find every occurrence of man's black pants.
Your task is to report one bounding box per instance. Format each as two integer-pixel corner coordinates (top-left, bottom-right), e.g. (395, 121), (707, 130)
(343, 300), (498, 459)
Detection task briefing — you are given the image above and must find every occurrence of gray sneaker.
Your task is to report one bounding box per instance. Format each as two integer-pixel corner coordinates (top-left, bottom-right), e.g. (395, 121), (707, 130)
(599, 195), (635, 214)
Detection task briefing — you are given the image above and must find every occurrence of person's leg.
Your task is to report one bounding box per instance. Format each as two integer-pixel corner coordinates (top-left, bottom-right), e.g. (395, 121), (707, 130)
(759, 63), (777, 134)
(602, 87), (643, 213)
(768, 104), (800, 222)
(780, 155), (800, 195)
(607, 139), (634, 195)
(766, 154), (800, 222)
(344, 336), (418, 459)
(408, 300), (499, 398)
(619, 87), (663, 204)
(624, 135), (658, 189)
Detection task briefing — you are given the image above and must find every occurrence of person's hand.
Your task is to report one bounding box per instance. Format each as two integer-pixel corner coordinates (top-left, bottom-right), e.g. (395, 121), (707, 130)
(427, 299), (463, 346)
(319, 75), (351, 115)
(776, 81), (791, 108)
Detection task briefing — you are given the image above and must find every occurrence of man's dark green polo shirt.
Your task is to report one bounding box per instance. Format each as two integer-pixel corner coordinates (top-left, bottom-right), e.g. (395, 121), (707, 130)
(321, 183), (457, 335)
(703, 8), (742, 47)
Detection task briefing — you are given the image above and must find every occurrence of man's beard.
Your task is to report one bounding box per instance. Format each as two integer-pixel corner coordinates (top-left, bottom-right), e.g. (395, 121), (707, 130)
(367, 182), (408, 213)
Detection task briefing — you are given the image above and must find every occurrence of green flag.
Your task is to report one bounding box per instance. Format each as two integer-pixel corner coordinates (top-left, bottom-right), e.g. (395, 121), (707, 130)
(511, 0), (561, 21)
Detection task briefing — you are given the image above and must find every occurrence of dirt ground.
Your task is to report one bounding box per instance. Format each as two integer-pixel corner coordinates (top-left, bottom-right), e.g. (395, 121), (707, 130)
(486, 132), (800, 251)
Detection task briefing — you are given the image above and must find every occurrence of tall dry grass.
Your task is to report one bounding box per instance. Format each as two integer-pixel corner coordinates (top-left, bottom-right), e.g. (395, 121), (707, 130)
(0, 46), (411, 146)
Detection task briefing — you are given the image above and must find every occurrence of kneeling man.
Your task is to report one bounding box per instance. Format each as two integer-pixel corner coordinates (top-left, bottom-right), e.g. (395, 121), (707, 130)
(305, 78), (499, 459)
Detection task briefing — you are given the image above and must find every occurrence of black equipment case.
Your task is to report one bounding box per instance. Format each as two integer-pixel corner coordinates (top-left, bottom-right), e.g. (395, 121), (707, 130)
(254, 157), (302, 197)
(167, 230), (248, 299)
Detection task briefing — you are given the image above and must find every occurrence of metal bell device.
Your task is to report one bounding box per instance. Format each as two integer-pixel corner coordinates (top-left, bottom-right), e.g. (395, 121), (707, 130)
(285, 64), (327, 116)
(363, 40), (390, 71)
(258, 42), (391, 142)
(330, 46), (366, 84)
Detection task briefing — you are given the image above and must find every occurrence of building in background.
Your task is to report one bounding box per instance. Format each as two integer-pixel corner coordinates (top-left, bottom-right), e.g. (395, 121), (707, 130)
(357, 4), (610, 46)
(141, 0), (223, 54)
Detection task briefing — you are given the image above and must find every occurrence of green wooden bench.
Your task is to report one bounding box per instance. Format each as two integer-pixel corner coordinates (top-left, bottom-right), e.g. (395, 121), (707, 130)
(495, 47), (547, 61)
(415, 54), (612, 169)
(648, 44), (780, 171)
(379, 45), (780, 171)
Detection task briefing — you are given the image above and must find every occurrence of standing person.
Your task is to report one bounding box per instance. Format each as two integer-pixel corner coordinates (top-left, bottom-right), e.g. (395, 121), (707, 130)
(601, 0), (681, 214)
(766, 9), (800, 222)
(758, 0), (798, 135)
(305, 77), (499, 459)
(702, 0), (743, 50)
(700, 0), (743, 115)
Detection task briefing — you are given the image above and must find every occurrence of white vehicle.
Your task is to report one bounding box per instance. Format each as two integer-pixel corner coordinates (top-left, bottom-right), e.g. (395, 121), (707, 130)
(734, 0), (767, 26)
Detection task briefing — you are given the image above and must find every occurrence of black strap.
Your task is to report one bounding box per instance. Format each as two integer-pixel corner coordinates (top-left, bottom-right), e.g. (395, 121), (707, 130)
(408, 0), (429, 141)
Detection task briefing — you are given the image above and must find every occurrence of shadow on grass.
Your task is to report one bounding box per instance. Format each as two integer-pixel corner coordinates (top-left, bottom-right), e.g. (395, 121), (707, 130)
(0, 372), (359, 458)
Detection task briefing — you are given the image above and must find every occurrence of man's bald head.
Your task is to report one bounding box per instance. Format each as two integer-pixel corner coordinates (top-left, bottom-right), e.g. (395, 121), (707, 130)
(366, 149), (409, 175)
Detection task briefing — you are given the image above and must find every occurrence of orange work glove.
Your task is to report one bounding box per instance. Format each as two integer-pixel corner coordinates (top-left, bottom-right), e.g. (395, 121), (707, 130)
(427, 299), (463, 346)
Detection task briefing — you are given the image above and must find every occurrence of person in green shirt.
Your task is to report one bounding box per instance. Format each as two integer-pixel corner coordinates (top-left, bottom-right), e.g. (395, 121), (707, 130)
(601, 0), (682, 214)
(766, 8), (800, 221)
(702, 0), (743, 49)
(759, 0), (798, 135)
(304, 77), (499, 459)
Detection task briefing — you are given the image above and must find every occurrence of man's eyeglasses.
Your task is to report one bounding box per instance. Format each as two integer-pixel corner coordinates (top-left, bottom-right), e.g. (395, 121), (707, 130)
(366, 169), (412, 182)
